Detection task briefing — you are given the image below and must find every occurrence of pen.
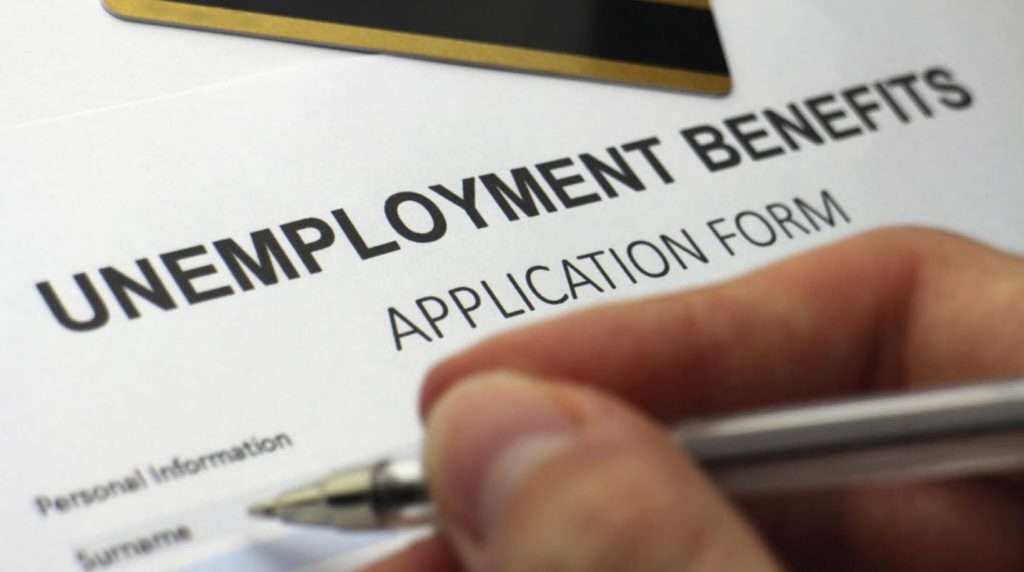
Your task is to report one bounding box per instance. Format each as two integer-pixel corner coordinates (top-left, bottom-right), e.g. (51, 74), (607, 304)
(248, 378), (1024, 531)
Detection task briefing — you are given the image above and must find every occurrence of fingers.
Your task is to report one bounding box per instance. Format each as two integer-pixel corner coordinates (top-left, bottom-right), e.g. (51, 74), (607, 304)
(408, 228), (1024, 571)
(423, 228), (1024, 420)
(743, 481), (1024, 571)
(422, 370), (782, 572)
(360, 535), (462, 572)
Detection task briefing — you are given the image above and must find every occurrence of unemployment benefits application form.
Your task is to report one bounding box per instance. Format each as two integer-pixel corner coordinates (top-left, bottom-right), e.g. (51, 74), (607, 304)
(1, 0), (1022, 569)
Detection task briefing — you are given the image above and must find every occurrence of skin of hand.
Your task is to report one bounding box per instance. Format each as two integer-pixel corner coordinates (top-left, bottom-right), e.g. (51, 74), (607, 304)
(364, 227), (1024, 572)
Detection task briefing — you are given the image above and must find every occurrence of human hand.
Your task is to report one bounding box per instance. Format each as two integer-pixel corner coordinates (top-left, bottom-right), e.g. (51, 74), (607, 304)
(366, 228), (1024, 572)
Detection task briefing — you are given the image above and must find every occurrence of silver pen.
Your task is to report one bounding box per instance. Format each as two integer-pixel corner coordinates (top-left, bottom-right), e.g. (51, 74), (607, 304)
(248, 378), (1024, 530)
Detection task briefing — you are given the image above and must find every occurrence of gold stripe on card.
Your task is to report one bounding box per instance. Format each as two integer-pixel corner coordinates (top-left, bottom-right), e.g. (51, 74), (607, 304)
(104, 0), (730, 94)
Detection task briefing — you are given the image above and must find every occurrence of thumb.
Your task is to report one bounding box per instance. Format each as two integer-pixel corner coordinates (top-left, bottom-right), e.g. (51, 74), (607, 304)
(424, 370), (781, 572)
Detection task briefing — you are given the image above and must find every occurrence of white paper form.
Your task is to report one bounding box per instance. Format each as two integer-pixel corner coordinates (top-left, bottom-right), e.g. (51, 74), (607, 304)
(2, 1), (353, 130)
(2, 1), (1023, 570)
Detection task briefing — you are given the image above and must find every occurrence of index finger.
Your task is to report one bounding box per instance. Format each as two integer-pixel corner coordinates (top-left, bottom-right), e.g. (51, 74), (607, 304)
(422, 228), (1024, 420)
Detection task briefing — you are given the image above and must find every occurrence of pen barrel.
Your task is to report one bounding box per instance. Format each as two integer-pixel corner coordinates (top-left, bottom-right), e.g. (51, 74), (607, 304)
(675, 379), (1024, 494)
(259, 379), (1024, 531)
(704, 429), (1024, 495)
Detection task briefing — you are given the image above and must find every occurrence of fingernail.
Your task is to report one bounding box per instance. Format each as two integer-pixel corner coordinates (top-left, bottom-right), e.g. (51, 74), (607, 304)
(426, 371), (573, 542)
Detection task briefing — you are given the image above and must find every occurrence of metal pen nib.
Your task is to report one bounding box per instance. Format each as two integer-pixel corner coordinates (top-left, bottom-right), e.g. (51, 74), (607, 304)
(248, 458), (434, 530)
(247, 502), (277, 518)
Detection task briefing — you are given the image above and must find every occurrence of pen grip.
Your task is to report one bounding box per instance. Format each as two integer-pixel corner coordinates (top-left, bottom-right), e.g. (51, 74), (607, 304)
(372, 457), (436, 527)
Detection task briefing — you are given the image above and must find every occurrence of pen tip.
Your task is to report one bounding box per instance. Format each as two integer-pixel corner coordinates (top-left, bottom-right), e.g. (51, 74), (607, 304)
(248, 501), (278, 519)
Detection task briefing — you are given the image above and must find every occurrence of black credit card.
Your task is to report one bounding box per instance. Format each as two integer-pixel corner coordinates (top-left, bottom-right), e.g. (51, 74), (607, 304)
(104, 0), (731, 94)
